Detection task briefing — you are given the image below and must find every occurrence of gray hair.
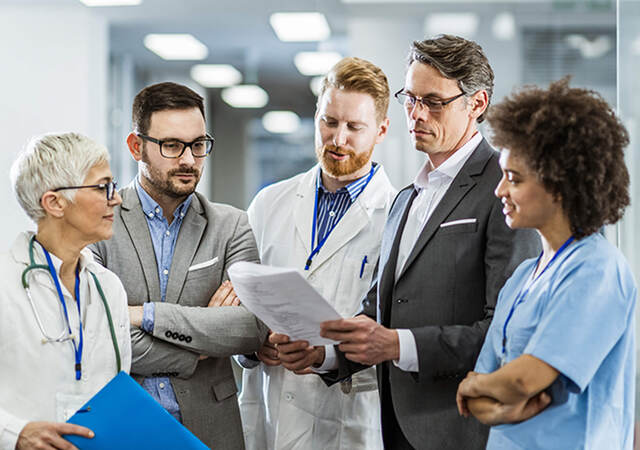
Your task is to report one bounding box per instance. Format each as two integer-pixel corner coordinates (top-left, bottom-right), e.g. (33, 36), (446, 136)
(11, 132), (110, 223)
(408, 35), (494, 123)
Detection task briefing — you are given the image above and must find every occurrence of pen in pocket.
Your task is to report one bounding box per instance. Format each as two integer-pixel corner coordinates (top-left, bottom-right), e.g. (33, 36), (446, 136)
(359, 255), (368, 279)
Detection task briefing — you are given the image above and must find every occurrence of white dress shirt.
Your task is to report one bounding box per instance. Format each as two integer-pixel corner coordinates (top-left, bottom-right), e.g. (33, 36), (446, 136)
(394, 132), (482, 372)
(318, 133), (483, 373)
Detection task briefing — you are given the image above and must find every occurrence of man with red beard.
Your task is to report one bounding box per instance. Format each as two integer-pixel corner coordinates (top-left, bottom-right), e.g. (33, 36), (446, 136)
(91, 82), (267, 449)
(237, 57), (396, 449)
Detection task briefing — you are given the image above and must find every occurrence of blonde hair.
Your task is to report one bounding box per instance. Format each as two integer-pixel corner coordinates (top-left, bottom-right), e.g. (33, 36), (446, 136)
(318, 56), (390, 123)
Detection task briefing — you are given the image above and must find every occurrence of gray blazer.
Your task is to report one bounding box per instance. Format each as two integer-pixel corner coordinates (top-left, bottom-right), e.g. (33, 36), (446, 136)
(324, 140), (540, 449)
(91, 184), (268, 449)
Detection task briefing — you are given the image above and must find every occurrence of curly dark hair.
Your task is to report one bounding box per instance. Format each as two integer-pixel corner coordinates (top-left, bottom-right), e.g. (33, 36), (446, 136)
(487, 78), (630, 239)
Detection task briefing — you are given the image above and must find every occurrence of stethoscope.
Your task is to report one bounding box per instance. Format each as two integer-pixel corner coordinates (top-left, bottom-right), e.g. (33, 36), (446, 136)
(21, 235), (121, 378)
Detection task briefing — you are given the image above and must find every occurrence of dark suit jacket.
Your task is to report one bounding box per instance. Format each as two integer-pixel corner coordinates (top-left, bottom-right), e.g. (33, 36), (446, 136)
(91, 184), (268, 449)
(323, 139), (540, 449)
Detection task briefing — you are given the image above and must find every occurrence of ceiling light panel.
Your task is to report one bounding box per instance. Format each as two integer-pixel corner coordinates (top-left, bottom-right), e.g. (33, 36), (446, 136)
(144, 34), (208, 60)
(424, 13), (479, 39)
(294, 52), (342, 76)
(191, 64), (242, 88)
(262, 111), (301, 134)
(270, 12), (331, 42)
(221, 85), (269, 108)
(79, 0), (142, 5)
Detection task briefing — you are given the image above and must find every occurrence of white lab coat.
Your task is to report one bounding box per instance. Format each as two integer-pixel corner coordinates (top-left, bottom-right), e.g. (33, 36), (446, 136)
(0, 232), (131, 450)
(239, 165), (396, 450)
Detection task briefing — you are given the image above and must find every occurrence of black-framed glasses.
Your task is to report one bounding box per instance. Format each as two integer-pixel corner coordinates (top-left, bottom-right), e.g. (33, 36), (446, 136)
(394, 89), (466, 112)
(136, 133), (214, 159)
(53, 181), (118, 201)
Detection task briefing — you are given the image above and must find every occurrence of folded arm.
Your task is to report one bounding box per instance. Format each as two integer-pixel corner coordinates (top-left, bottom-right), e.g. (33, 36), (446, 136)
(456, 354), (558, 425)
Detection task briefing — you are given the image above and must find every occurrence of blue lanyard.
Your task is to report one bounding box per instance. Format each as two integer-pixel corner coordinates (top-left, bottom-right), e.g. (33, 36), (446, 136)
(41, 243), (84, 381)
(304, 165), (376, 270)
(500, 236), (575, 362)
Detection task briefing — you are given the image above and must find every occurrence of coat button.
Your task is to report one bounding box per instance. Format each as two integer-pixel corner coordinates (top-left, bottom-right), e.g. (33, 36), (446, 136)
(165, 330), (172, 338)
(179, 334), (186, 341)
(285, 392), (294, 402)
(172, 332), (179, 339)
(185, 336), (192, 343)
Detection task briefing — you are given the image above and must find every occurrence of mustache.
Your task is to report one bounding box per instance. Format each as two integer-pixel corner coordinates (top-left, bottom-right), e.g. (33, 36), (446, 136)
(168, 167), (200, 177)
(322, 145), (355, 157)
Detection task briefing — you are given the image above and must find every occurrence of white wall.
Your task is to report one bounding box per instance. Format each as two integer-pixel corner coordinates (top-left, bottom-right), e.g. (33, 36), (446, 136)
(0, 6), (108, 250)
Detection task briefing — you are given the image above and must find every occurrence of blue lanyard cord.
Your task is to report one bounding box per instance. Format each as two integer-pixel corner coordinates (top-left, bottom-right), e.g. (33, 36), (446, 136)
(501, 236), (575, 359)
(41, 244), (84, 381)
(305, 165), (376, 270)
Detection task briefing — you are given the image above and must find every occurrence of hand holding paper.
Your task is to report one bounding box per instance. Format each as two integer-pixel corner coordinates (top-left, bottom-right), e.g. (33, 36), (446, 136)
(228, 262), (342, 346)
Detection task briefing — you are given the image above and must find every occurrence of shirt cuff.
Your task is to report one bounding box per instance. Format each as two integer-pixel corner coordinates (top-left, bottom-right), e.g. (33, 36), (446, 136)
(142, 302), (155, 333)
(311, 345), (338, 373)
(234, 354), (261, 369)
(393, 329), (419, 372)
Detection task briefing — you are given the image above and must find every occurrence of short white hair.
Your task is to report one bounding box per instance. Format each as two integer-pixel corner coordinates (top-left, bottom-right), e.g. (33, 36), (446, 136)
(11, 132), (110, 223)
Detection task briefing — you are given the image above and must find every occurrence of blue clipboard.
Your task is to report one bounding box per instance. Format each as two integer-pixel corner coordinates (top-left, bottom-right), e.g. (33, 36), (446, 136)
(65, 372), (209, 449)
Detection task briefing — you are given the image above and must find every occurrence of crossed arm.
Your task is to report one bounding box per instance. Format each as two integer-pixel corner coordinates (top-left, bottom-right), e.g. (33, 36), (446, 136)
(456, 354), (558, 426)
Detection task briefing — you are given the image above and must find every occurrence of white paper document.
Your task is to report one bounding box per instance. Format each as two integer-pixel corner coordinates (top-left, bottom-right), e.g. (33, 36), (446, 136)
(228, 262), (342, 346)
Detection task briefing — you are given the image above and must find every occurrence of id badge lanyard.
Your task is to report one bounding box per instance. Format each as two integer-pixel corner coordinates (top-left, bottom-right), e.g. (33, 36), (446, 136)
(304, 165), (376, 271)
(42, 246), (85, 380)
(500, 236), (575, 367)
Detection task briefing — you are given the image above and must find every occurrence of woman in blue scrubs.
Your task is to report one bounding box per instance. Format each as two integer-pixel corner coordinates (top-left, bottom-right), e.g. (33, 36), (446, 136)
(455, 79), (636, 449)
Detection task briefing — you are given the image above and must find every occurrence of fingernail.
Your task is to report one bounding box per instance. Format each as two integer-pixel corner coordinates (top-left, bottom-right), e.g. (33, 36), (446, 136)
(89, 431), (95, 438)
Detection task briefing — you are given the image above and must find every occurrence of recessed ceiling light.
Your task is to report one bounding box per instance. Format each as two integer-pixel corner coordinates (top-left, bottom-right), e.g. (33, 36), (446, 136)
(221, 85), (269, 108)
(309, 76), (324, 96)
(425, 13), (478, 39)
(270, 12), (331, 42)
(294, 52), (342, 76)
(79, 0), (141, 5)
(143, 34), (208, 61)
(492, 12), (516, 41)
(262, 111), (301, 134)
(191, 64), (242, 88)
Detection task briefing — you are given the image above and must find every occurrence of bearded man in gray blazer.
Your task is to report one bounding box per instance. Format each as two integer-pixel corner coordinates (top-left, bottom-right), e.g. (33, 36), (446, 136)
(91, 82), (267, 449)
(273, 36), (540, 449)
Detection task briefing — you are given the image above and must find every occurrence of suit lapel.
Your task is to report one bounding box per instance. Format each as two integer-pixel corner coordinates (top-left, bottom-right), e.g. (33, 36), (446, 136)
(378, 188), (416, 324)
(166, 194), (207, 304)
(119, 186), (161, 303)
(396, 140), (493, 282)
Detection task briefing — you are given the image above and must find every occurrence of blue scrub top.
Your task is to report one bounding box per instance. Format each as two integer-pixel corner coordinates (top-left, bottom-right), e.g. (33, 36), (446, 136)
(475, 233), (637, 450)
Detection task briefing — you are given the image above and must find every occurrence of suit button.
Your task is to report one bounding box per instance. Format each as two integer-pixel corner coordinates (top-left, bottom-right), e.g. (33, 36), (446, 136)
(185, 336), (192, 343)
(165, 330), (172, 338)
(285, 392), (294, 402)
(363, 300), (371, 307)
(179, 334), (186, 341)
(172, 332), (179, 339)
(396, 298), (408, 304)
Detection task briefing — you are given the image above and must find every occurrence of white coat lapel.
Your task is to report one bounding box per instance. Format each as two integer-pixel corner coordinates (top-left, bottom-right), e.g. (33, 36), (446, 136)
(307, 168), (386, 274)
(293, 167), (317, 268)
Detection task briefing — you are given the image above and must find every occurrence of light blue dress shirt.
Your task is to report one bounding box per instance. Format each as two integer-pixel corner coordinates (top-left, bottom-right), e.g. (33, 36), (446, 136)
(135, 178), (193, 423)
(475, 233), (637, 449)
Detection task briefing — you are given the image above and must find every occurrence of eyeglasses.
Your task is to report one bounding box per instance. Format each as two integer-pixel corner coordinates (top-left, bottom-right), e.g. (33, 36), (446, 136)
(394, 89), (465, 112)
(136, 133), (214, 159)
(53, 181), (118, 201)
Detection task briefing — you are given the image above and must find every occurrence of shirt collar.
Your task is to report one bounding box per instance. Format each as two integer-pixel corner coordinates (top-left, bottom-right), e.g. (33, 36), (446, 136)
(413, 132), (483, 190)
(135, 176), (192, 221)
(316, 162), (378, 203)
(11, 231), (106, 275)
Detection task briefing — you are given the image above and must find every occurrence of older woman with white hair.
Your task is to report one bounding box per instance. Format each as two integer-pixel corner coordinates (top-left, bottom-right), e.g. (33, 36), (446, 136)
(0, 132), (131, 450)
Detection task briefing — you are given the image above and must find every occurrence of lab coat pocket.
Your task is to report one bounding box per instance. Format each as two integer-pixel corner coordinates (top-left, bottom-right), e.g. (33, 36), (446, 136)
(335, 256), (375, 317)
(56, 392), (89, 421)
